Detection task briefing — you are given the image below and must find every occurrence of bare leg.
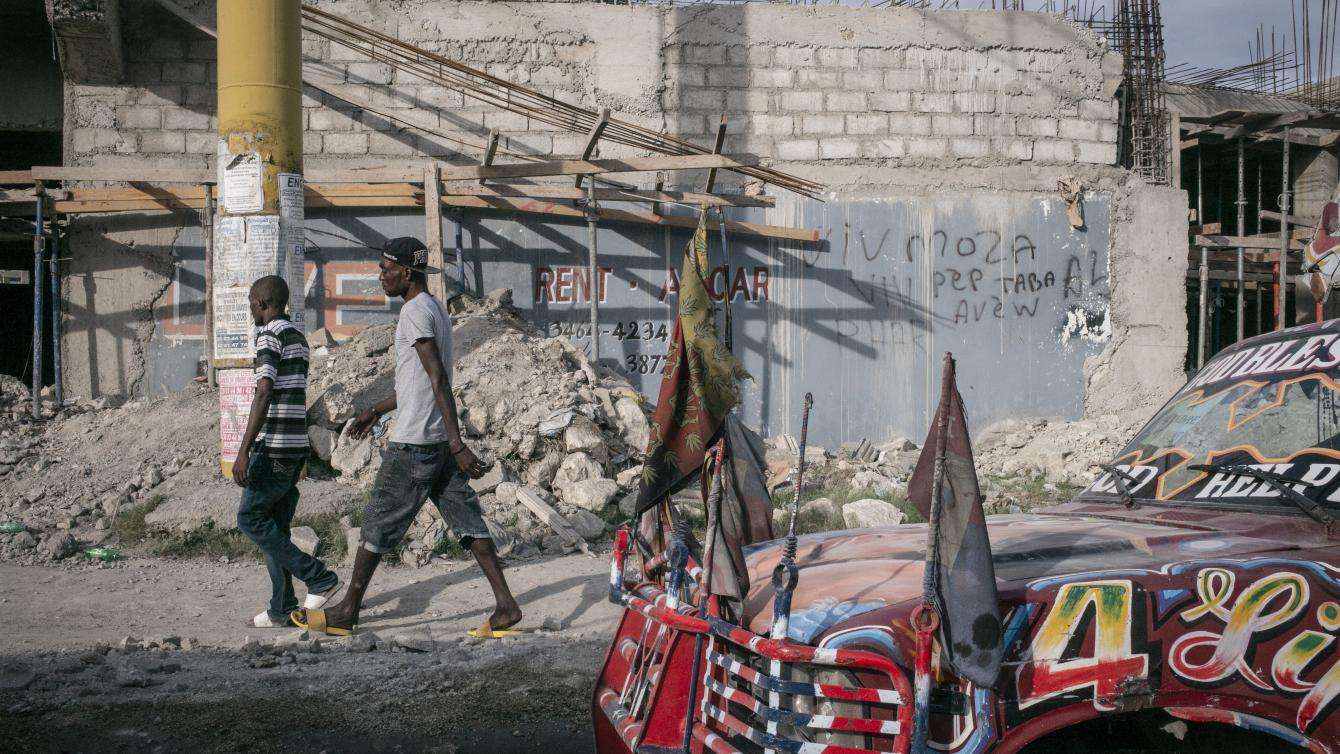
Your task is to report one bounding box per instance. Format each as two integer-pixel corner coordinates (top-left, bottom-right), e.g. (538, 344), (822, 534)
(468, 538), (521, 630)
(319, 543), (382, 630)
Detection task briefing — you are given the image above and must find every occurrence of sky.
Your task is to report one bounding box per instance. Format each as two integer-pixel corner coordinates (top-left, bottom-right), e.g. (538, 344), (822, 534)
(1161, 0), (1323, 71)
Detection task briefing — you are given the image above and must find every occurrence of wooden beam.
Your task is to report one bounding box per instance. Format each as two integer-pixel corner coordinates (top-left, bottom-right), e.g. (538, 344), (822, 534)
(441, 182), (774, 207)
(31, 154), (762, 186)
(0, 170), (34, 185)
(651, 171), (666, 217)
(1195, 234), (1306, 250)
(574, 108), (610, 189)
(424, 162), (446, 300)
(703, 115), (728, 193)
(477, 129), (500, 186)
(1259, 209), (1318, 227)
(48, 183), (817, 243)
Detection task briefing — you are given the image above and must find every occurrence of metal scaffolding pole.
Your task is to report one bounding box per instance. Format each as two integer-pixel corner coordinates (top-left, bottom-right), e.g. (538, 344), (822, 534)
(1236, 138), (1246, 342)
(202, 185), (216, 389)
(1198, 246), (1209, 368)
(585, 180), (600, 364)
(49, 204), (62, 408)
(31, 183), (44, 420)
(1279, 127), (1291, 331)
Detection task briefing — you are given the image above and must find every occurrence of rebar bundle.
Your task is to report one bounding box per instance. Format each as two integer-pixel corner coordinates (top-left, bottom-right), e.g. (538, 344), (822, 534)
(300, 5), (824, 198)
(1114, 0), (1170, 186)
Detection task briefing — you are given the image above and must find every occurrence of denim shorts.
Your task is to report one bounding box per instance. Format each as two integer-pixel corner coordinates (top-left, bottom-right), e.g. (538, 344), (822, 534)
(360, 442), (491, 553)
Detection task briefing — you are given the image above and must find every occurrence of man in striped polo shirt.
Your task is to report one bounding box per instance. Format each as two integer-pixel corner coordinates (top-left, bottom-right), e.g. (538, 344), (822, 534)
(232, 275), (340, 628)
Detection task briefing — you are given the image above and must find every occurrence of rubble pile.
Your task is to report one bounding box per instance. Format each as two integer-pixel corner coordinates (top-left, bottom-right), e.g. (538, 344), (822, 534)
(304, 289), (651, 564)
(973, 414), (1139, 486)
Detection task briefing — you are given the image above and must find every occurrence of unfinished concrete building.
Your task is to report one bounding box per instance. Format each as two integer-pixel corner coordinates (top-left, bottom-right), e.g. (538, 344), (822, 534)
(2, 0), (1190, 446)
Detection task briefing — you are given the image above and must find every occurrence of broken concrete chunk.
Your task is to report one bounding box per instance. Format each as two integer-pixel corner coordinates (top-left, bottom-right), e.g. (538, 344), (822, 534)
(392, 626), (436, 653)
(564, 416), (608, 463)
(613, 395), (650, 452)
(565, 509), (606, 540)
(799, 497), (838, 521)
(307, 425), (338, 462)
(290, 525), (319, 556)
(615, 465), (643, 489)
(330, 423), (373, 477)
(558, 478), (619, 512)
(841, 499), (906, 529)
(468, 463), (507, 495)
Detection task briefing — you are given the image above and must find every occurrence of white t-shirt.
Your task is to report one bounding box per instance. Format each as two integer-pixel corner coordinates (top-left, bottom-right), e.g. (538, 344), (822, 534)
(389, 293), (455, 445)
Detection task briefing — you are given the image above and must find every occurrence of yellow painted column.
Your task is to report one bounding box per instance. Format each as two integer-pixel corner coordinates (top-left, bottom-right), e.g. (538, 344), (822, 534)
(213, 0), (306, 475)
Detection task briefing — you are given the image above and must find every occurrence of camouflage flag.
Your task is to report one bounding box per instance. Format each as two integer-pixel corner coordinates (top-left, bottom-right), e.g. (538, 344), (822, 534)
(908, 354), (1003, 689)
(703, 416), (774, 602)
(635, 212), (751, 517)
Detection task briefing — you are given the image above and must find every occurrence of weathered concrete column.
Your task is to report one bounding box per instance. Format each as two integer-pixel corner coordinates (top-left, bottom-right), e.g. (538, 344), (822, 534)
(213, 0), (305, 475)
(1293, 147), (1339, 223)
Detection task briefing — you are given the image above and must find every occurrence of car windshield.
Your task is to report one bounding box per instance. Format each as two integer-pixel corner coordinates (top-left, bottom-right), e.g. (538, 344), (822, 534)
(1078, 329), (1340, 510)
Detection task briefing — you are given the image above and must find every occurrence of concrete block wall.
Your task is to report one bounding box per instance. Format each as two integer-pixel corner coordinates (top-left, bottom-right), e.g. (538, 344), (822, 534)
(65, 0), (1124, 191)
(57, 0), (1182, 416)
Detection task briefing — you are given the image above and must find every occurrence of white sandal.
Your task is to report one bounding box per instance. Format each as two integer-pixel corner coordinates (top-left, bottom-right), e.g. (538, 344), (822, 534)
(248, 610), (292, 628)
(303, 578), (343, 610)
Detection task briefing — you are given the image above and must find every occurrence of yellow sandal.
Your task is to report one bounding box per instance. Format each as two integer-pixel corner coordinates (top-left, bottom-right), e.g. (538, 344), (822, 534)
(291, 608), (355, 637)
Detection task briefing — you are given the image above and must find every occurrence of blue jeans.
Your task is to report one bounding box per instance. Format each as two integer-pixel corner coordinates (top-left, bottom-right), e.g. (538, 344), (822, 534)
(236, 450), (336, 622)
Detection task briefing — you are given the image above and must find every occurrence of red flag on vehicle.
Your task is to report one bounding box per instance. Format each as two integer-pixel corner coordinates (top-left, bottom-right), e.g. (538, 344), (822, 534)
(907, 353), (1003, 689)
(702, 416), (775, 603)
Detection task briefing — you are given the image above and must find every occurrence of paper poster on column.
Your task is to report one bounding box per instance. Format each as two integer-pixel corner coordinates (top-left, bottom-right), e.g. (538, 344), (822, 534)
(212, 216), (252, 361)
(220, 144), (264, 215)
(278, 172), (306, 328)
(218, 368), (255, 473)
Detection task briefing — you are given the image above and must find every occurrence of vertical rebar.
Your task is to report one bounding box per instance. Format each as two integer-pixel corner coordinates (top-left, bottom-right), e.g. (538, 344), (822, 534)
(1198, 246), (1209, 368)
(1236, 138), (1246, 342)
(49, 202), (62, 408)
(586, 180), (600, 364)
(1280, 127), (1292, 331)
(32, 183), (44, 420)
(202, 185), (215, 389)
(1197, 147), (1204, 225)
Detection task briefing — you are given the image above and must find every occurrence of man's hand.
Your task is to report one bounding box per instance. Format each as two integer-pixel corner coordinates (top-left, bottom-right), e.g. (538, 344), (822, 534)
(450, 442), (491, 479)
(348, 409), (378, 439)
(232, 449), (250, 487)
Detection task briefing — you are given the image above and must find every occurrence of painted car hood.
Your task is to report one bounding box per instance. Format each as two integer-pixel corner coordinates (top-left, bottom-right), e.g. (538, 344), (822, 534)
(740, 509), (1312, 642)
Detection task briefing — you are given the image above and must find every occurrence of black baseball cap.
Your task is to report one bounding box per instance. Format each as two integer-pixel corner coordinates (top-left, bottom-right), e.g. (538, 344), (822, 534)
(381, 236), (439, 274)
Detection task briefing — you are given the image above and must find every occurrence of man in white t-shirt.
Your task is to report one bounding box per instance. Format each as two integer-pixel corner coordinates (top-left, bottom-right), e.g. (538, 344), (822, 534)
(294, 237), (521, 637)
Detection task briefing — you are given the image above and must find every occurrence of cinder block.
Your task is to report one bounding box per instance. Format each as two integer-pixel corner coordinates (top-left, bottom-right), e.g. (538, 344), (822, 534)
(683, 88), (725, 111)
(751, 68), (796, 88)
(503, 132), (553, 154)
(796, 69), (839, 88)
(845, 113), (887, 135)
(997, 138), (1034, 161)
(826, 91), (866, 112)
(801, 114), (845, 136)
(140, 131), (185, 154)
(137, 84), (184, 107)
(323, 132), (369, 154)
(162, 108), (212, 130)
(144, 39), (184, 61)
(367, 131), (418, 156)
(69, 128), (97, 154)
(670, 65), (706, 87)
(819, 139), (861, 159)
(189, 40), (217, 60)
(707, 66), (751, 88)
(842, 69), (884, 92)
(864, 138), (907, 159)
(780, 91), (824, 112)
(116, 106), (161, 130)
(914, 92), (954, 113)
(727, 90), (770, 113)
(1079, 98), (1118, 121)
(161, 62), (209, 83)
(528, 66), (571, 88)
(905, 138), (949, 159)
(181, 85), (213, 107)
(126, 62), (162, 83)
(818, 48), (858, 68)
(773, 47), (817, 67)
(869, 92), (912, 112)
(776, 139), (819, 161)
(1032, 139), (1077, 162)
(1059, 118), (1103, 141)
(309, 108), (357, 132)
(484, 111), (530, 131)
(185, 131), (215, 155)
(954, 91), (996, 113)
(1016, 117), (1059, 137)
(949, 138), (990, 159)
(686, 45), (727, 65)
(888, 112), (932, 136)
(1098, 121), (1119, 143)
(1076, 140), (1117, 164)
(858, 48), (904, 69)
(750, 114), (794, 136)
(973, 113), (1016, 136)
(415, 86), (465, 110)
(727, 45), (773, 66)
(883, 69), (923, 91)
(931, 113), (974, 137)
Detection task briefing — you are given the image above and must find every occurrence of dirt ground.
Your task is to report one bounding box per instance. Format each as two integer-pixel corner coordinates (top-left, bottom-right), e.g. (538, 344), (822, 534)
(0, 553), (623, 753)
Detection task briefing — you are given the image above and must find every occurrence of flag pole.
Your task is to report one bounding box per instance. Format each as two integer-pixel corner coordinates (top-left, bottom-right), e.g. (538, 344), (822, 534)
(682, 438), (727, 753)
(912, 354), (954, 754)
